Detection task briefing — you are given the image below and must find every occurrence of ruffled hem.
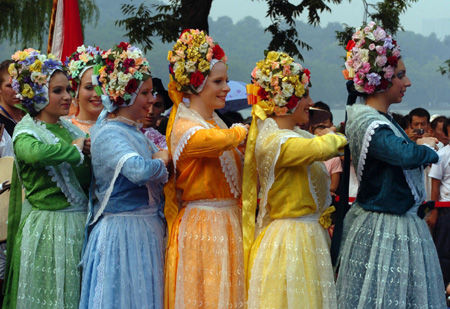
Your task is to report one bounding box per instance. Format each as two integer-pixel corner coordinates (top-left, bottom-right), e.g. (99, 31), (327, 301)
(248, 218), (337, 309)
(337, 204), (446, 308)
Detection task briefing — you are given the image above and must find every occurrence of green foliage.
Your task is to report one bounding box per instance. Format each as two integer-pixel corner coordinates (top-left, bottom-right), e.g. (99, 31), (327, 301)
(0, 0), (99, 49)
(439, 60), (450, 78)
(335, 0), (418, 47)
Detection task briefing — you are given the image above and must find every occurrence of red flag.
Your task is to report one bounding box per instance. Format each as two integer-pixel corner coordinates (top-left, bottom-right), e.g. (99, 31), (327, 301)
(47, 0), (83, 62)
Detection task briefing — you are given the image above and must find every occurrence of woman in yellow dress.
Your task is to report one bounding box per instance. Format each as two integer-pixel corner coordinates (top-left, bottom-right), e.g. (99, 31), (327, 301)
(242, 51), (347, 308)
(164, 29), (248, 308)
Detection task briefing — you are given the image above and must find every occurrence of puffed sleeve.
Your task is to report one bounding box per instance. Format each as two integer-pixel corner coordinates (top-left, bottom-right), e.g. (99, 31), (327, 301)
(13, 133), (82, 166)
(181, 125), (247, 158)
(368, 125), (439, 169)
(94, 130), (168, 185)
(276, 133), (347, 168)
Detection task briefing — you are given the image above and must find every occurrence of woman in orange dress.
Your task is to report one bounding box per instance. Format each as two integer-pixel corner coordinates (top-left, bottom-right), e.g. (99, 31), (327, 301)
(164, 29), (248, 308)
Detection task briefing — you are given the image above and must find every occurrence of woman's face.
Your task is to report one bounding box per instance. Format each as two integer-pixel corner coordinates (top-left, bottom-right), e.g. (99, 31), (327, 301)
(126, 78), (155, 122)
(0, 72), (20, 107)
(292, 93), (314, 124)
(141, 93), (165, 128)
(75, 68), (103, 120)
(195, 62), (230, 113)
(38, 72), (72, 123)
(385, 59), (411, 104)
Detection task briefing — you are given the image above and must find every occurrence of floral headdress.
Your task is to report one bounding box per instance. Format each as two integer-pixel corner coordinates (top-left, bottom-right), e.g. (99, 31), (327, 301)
(66, 45), (104, 98)
(8, 48), (63, 114)
(343, 22), (401, 95)
(248, 51), (311, 116)
(98, 42), (151, 111)
(168, 29), (227, 94)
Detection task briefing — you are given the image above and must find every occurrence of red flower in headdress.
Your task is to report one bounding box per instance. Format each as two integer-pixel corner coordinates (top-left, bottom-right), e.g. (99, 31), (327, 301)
(286, 96), (299, 109)
(387, 56), (398, 67)
(303, 68), (311, 79)
(190, 71), (205, 88)
(346, 40), (356, 51)
(212, 45), (225, 60)
(117, 42), (129, 50)
(379, 78), (389, 90)
(180, 29), (190, 38)
(257, 87), (269, 100)
(125, 79), (138, 94)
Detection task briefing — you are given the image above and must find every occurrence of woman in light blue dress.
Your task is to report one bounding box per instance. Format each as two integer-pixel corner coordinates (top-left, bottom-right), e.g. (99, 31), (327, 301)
(79, 42), (169, 309)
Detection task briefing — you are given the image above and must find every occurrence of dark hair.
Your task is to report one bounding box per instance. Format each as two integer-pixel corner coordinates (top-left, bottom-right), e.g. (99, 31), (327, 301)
(391, 112), (408, 130)
(223, 111), (244, 125)
(408, 107), (430, 124)
(431, 116), (447, 130)
(152, 77), (173, 110)
(311, 124), (327, 134)
(444, 118), (450, 137)
(0, 60), (14, 85)
(313, 101), (333, 122)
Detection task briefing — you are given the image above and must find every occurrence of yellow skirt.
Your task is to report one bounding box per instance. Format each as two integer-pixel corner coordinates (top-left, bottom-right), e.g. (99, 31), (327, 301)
(165, 199), (245, 308)
(247, 217), (337, 309)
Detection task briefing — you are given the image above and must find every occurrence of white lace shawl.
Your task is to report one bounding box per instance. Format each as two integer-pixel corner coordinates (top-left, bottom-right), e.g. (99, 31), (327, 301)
(346, 104), (426, 205)
(255, 118), (331, 227)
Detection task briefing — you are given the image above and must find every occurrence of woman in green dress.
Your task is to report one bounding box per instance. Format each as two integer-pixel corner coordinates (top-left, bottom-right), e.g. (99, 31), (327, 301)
(2, 49), (91, 308)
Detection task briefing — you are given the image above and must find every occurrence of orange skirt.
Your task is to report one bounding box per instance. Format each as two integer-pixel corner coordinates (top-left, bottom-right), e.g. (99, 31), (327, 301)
(164, 199), (245, 308)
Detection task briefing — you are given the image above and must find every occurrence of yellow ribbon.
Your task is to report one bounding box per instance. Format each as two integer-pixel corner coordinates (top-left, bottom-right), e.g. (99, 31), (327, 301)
(242, 84), (270, 295)
(319, 206), (336, 229)
(164, 78), (185, 246)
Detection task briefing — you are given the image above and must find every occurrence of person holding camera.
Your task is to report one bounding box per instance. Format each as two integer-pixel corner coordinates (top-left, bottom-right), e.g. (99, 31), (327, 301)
(407, 107), (431, 141)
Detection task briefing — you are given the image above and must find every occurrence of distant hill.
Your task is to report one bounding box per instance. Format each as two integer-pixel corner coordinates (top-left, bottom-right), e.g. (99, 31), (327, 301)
(1, 0), (449, 108)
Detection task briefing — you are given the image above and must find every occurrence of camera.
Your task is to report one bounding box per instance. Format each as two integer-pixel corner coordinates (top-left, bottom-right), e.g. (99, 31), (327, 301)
(413, 128), (425, 135)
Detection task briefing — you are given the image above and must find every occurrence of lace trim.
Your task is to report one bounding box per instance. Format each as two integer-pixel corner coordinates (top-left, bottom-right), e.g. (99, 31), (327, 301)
(73, 144), (84, 166)
(356, 121), (382, 182)
(93, 221), (107, 309)
(231, 123), (248, 146)
(108, 116), (143, 129)
(172, 126), (203, 170)
(219, 150), (241, 198)
(91, 152), (140, 224)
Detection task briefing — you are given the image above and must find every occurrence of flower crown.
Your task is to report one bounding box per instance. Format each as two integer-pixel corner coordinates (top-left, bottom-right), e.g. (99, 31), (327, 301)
(98, 42), (151, 107)
(343, 22), (401, 94)
(249, 51), (311, 116)
(8, 48), (63, 114)
(66, 45), (104, 98)
(168, 29), (227, 94)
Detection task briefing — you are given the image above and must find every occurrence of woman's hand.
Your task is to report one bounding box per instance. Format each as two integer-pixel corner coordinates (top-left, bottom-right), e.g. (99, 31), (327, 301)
(417, 137), (439, 150)
(153, 149), (170, 166)
(72, 137), (91, 155)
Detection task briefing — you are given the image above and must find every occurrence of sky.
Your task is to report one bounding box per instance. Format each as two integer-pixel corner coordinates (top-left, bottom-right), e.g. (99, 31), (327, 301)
(209, 0), (450, 40)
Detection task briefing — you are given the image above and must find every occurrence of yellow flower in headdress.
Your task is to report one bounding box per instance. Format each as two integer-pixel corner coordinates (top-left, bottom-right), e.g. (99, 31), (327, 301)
(267, 51), (280, 62)
(8, 63), (18, 78)
(18, 51), (29, 61)
(21, 84), (34, 99)
(29, 60), (43, 72)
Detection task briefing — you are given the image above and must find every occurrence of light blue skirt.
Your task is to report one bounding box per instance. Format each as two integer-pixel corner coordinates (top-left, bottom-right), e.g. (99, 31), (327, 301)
(336, 204), (446, 308)
(79, 207), (165, 309)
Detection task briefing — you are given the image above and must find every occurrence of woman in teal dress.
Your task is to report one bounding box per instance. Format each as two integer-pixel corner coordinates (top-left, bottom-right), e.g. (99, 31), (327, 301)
(3, 49), (91, 308)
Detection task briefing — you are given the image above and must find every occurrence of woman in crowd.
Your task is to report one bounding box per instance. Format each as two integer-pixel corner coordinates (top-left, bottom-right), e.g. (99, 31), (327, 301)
(3, 49), (90, 308)
(242, 51), (347, 308)
(336, 22), (446, 307)
(164, 29), (248, 308)
(79, 42), (169, 308)
(140, 77), (169, 149)
(66, 45), (104, 133)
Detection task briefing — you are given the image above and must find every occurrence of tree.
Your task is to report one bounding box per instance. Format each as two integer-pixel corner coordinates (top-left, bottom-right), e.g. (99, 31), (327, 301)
(335, 0), (418, 48)
(0, 0), (99, 49)
(117, 0), (419, 61)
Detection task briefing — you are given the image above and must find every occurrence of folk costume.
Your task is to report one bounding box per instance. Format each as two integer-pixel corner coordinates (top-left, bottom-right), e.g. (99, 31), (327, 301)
(242, 52), (347, 308)
(164, 30), (247, 308)
(3, 50), (90, 309)
(79, 43), (168, 309)
(336, 22), (446, 308)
